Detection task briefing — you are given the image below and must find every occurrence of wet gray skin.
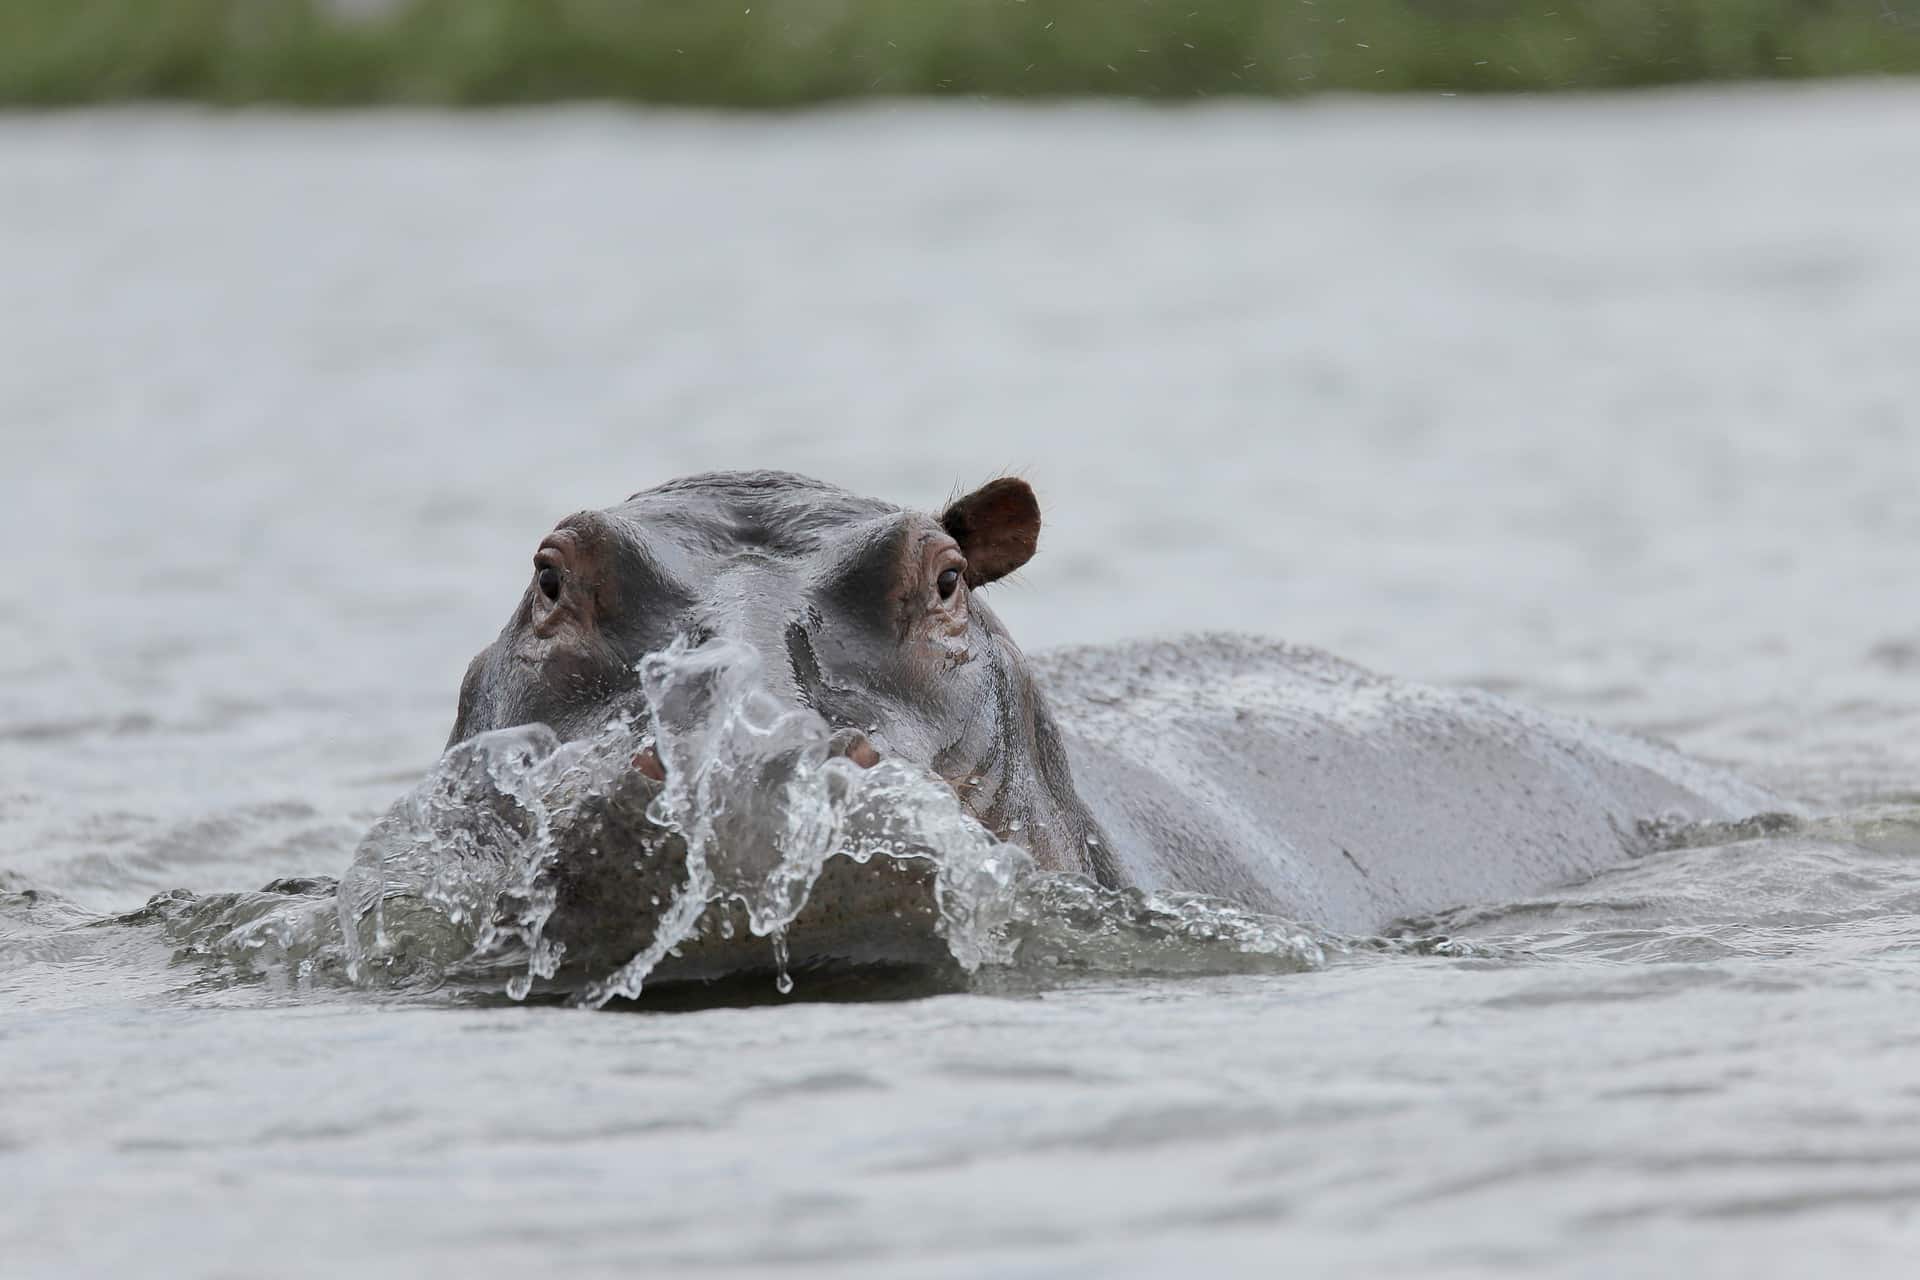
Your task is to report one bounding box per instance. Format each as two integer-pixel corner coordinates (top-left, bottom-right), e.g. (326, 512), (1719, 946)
(439, 470), (1783, 988)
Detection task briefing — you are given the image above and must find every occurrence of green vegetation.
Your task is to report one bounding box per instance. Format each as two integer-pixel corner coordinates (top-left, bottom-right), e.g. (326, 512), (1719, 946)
(2, 0), (1916, 107)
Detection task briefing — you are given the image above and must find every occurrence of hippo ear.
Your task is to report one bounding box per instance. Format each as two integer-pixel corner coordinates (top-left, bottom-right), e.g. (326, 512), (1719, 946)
(941, 478), (1040, 587)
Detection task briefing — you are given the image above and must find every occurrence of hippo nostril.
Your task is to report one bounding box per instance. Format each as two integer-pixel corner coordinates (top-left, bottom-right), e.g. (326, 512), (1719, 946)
(828, 729), (881, 769)
(633, 745), (666, 782)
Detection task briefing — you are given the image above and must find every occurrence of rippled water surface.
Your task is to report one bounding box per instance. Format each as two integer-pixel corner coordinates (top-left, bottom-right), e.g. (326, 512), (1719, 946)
(7, 87), (1920, 1276)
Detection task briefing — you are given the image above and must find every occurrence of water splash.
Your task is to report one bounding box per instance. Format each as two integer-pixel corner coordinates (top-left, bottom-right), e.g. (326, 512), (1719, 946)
(995, 875), (1334, 979)
(335, 723), (579, 991)
(574, 636), (1034, 1005)
(120, 879), (349, 990)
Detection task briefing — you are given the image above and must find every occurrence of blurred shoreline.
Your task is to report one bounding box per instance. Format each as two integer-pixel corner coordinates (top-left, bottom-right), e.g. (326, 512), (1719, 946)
(3, 0), (1917, 108)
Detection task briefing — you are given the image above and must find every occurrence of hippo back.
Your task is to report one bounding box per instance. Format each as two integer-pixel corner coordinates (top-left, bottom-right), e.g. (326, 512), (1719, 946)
(1035, 634), (1783, 935)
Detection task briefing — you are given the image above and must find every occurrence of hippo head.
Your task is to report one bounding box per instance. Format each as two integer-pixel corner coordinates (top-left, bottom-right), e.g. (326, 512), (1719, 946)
(449, 470), (1103, 873)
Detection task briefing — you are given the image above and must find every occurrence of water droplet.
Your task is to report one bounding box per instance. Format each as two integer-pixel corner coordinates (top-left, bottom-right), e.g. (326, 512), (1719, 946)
(771, 928), (793, 995)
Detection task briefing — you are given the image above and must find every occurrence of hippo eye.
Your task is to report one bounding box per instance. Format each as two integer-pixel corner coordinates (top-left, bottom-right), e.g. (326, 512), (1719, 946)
(936, 566), (962, 600)
(536, 566), (562, 602)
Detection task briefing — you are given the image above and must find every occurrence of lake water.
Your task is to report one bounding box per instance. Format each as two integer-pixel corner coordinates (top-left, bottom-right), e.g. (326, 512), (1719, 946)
(5, 85), (1920, 1276)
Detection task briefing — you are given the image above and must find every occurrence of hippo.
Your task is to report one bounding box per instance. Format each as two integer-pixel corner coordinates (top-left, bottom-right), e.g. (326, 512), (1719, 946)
(353, 470), (1778, 995)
